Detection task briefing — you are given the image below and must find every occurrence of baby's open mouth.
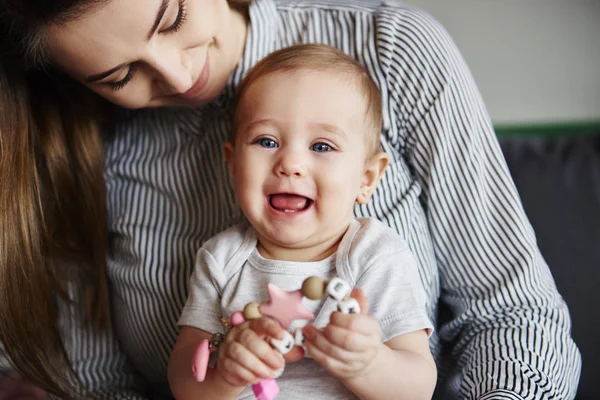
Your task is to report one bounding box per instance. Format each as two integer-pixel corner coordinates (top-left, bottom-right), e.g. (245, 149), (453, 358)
(269, 194), (313, 213)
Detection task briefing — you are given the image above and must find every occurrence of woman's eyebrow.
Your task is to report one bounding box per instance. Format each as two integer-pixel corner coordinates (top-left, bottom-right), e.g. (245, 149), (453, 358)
(147, 0), (170, 40)
(87, 64), (126, 83)
(86, 0), (169, 83)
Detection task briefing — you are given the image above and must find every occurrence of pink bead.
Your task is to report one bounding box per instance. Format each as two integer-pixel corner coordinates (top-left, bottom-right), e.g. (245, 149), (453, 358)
(252, 378), (280, 400)
(191, 339), (210, 382)
(230, 311), (246, 327)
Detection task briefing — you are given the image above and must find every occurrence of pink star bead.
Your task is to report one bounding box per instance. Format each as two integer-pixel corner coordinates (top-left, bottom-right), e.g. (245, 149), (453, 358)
(259, 283), (315, 329)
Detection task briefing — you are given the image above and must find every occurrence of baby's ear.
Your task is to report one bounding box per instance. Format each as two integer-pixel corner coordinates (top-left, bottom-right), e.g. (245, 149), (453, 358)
(223, 142), (236, 177)
(356, 152), (389, 205)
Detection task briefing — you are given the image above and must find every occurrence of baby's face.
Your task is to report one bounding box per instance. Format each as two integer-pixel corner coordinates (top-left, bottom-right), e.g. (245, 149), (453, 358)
(226, 69), (373, 252)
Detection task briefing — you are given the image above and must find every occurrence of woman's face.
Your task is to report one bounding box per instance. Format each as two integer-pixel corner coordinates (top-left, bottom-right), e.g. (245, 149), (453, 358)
(46, 0), (248, 108)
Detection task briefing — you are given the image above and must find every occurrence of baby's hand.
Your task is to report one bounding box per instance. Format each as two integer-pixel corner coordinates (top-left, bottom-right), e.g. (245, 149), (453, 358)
(216, 317), (286, 387)
(302, 288), (382, 380)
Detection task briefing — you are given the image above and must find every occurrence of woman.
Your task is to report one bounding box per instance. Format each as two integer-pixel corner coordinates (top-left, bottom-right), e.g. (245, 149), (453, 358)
(0, 0), (581, 399)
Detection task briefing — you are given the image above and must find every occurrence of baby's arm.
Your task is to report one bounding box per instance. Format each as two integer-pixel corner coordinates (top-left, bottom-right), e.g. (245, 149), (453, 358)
(168, 320), (285, 400)
(345, 329), (435, 400)
(303, 289), (436, 400)
(168, 326), (242, 400)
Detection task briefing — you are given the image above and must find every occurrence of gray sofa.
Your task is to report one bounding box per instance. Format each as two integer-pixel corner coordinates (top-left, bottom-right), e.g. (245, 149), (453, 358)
(499, 131), (600, 399)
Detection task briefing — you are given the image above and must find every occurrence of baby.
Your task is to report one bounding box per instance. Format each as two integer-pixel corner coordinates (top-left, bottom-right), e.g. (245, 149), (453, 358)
(168, 44), (436, 400)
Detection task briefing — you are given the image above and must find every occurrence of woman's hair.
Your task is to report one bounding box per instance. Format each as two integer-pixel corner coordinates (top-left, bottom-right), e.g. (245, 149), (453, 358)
(1, 0), (255, 397)
(0, 1), (111, 398)
(232, 44), (383, 158)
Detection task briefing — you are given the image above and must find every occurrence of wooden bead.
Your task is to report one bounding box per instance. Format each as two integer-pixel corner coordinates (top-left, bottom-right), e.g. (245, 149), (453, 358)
(302, 276), (326, 300)
(243, 302), (262, 320)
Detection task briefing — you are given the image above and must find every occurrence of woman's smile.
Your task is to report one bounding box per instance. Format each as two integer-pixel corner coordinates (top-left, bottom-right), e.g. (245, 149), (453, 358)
(179, 52), (211, 100)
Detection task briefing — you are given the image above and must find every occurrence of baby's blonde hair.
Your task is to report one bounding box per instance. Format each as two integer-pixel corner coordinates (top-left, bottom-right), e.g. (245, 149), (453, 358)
(232, 44), (383, 158)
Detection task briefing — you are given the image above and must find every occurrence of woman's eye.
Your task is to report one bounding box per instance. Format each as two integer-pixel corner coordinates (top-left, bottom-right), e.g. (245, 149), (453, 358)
(311, 142), (333, 152)
(106, 64), (138, 91)
(161, 0), (188, 34)
(257, 138), (278, 148)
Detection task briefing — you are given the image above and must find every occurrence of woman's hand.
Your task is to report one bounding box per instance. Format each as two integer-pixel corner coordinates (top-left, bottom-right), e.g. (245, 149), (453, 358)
(216, 317), (286, 387)
(0, 373), (47, 400)
(302, 288), (382, 380)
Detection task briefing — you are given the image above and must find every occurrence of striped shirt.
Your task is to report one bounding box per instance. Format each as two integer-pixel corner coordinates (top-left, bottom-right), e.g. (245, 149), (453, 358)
(60, 0), (581, 398)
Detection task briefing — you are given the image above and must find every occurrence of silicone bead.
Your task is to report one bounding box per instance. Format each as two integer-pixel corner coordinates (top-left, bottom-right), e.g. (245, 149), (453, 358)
(252, 378), (280, 400)
(293, 328), (305, 347)
(302, 276), (326, 300)
(270, 330), (295, 355)
(243, 302), (262, 320)
(230, 311), (246, 327)
(191, 339), (210, 382)
(337, 296), (360, 314)
(326, 277), (351, 301)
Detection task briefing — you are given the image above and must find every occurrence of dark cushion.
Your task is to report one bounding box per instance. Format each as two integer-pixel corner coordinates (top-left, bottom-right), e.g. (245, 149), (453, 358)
(500, 133), (600, 400)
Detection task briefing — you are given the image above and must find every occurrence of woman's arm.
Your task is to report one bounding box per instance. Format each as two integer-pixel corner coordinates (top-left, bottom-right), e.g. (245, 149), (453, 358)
(378, 6), (581, 399)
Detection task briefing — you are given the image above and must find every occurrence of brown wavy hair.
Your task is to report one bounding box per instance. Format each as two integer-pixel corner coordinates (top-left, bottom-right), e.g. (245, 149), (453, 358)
(0, 0), (252, 398)
(1, 1), (113, 398)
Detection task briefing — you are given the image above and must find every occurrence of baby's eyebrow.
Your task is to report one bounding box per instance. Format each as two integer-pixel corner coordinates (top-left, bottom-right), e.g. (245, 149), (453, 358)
(245, 119), (276, 131)
(313, 122), (347, 139)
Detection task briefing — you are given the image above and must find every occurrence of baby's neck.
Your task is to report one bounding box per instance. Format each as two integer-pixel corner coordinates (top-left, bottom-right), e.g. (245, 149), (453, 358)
(256, 225), (349, 262)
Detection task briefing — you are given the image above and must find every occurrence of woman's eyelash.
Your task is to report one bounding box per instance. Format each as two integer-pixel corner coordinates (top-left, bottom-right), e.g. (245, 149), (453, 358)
(104, 0), (188, 91)
(162, 0), (188, 34)
(108, 64), (138, 91)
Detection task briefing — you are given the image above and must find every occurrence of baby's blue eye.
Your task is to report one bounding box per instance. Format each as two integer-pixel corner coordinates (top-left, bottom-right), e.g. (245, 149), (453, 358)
(257, 138), (278, 148)
(311, 142), (332, 152)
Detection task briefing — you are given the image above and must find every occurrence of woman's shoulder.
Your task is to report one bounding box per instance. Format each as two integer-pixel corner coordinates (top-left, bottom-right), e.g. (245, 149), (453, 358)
(271, 0), (454, 77)
(273, 0), (443, 30)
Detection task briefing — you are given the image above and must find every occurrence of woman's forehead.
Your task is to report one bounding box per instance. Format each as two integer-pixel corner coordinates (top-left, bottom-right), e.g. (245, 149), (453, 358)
(46, 0), (159, 76)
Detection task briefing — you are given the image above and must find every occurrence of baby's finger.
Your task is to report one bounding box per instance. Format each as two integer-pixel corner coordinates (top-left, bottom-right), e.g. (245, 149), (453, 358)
(329, 312), (380, 336)
(303, 325), (353, 363)
(218, 356), (262, 386)
(322, 322), (371, 352)
(220, 341), (275, 383)
(304, 337), (346, 372)
(236, 327), (285, 369)
(350, 288), (369, 314)
(248, 317), (285, 339)
(283, 345), (304, 362)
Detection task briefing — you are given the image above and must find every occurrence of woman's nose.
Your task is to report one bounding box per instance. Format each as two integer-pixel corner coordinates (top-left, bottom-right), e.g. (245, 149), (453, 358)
(151, 49), (193, 94)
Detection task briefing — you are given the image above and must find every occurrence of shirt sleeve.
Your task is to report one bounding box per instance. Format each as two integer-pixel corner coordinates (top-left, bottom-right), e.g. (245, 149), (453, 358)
(177, 247), (226, 335)
(355, 244), (433, 342)
(377, 7), (581, 400)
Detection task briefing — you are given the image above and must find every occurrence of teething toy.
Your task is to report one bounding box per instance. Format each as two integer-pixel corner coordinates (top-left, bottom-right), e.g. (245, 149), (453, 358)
(191, 275), (358, 399)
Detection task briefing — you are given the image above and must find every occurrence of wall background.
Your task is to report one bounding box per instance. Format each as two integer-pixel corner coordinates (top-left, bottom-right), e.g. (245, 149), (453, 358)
(398, 1), (600, 128)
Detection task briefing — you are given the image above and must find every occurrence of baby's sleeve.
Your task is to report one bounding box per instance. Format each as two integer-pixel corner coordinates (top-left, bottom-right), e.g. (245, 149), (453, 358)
(177, 247), (226, 335)
(356, 246), (433, 342)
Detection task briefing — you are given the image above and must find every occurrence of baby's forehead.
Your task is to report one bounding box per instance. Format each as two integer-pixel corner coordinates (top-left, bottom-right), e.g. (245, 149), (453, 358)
(239, 68), (367, 108)
(232, 66), (377, 141)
